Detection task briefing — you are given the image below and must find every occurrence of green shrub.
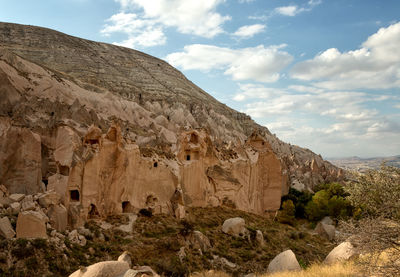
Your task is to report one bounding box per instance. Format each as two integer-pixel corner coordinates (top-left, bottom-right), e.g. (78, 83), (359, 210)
(346, 165), (400, 219)
(281, 188), (312, 218)
(278, 200), (296, 225)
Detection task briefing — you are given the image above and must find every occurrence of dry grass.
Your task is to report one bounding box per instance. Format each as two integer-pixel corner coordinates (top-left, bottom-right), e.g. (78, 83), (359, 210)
(265, 262), (360, 277)
(191, 263), (360, 277)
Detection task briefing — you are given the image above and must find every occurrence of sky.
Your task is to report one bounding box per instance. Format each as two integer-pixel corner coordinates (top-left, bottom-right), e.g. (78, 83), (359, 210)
(1, 0), (400, 158)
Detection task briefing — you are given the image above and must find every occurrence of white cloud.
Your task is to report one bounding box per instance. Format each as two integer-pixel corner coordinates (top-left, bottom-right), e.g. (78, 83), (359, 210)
(275, 6), (301, 17)
(291, 22), (400, 90)
(238, 0), (255, 3)
(101, 12), (166, 47)
(274, 1), (321, 17)
(112, 0), (230, 38)
(233, 24), (265, 38)
(166, 44), (292, 83)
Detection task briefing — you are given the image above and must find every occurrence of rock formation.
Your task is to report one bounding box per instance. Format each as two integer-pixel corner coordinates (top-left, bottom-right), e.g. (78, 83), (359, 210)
(0, 22), (344, 228)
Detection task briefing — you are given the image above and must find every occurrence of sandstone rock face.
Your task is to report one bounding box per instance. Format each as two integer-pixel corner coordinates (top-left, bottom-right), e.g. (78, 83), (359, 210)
(222, 217), (247, 237)
(16, 211), (47, 239)
(267, 250), (301, 273)
(0, 216), (15, 239)
(0, 118), (42, 194)
(0, 22), (344, 227)
(324, 242), (356, 264)
(69, 261), (130, 277)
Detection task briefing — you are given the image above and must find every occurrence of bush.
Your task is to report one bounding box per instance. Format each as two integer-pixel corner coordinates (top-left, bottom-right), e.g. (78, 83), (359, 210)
(281, 188), (312, 218)
(278, 200), (296, 225)
(346, 165), (400, 219)
(305, 183), (352, 221)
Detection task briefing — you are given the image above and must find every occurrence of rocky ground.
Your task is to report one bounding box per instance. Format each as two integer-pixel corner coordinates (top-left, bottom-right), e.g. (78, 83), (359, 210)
(0, 199), (338, 276)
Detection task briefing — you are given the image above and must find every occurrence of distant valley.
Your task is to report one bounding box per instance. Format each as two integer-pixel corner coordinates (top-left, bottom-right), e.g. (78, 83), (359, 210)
(328, 155), (400, 172)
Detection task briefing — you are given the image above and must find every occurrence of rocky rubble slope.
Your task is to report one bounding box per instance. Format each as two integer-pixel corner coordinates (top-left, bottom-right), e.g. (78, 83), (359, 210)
(0, 22), (344, 227)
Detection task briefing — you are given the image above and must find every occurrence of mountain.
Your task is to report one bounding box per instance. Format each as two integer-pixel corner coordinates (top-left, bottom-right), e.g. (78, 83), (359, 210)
(329, 155), (400, 172)
(0, 22), (343, 226)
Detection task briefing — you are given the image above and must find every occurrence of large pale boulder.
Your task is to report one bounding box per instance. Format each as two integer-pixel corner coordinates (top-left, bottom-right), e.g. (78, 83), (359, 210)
(9, 202), (21, 214)
(38, 191), (61, 208)
(315, 222), (335, 241)
(117, 251), (132, 268)
(0, 216), (15, 239)
(324, 242), (356, 264)
(48, 204), (68, 232)
(222, 217), (247, 237)
(256, 230), (265, 246)
(267, 250), (301, 273)
(9, 193), (25, 202)
(16, 211), (47, 238)
(69, 261), (130, 277)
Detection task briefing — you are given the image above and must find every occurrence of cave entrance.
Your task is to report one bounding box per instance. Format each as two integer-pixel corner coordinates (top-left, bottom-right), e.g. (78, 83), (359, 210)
(88, 204), (100, 219)
(122, 201), (133, 213)
(70, 190), (80, 202)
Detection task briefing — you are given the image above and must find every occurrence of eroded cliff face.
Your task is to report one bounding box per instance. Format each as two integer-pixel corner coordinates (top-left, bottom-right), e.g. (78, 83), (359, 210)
(0, 22), (344, 226)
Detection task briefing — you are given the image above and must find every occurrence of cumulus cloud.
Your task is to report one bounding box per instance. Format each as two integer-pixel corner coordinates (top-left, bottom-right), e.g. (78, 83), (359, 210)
(233, 24), (265, 38)
(166, 44), (292, 83)
(238, 0), (255, 3)
(234, 83), (400, 157)
(275, 0), (321, 16)
(291, 22), (400, 90)
(102, 0), (230, 47)
(101, 13), (166, 47)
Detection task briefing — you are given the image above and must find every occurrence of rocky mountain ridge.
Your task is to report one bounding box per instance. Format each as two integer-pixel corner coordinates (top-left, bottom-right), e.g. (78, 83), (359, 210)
(0, 22), (343, 227)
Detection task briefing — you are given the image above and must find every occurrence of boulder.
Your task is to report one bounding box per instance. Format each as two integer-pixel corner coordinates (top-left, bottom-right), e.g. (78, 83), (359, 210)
(9, 193), (25, 202)
(212, 255), (237, 270)
(256, 230), (265, 246)
(69, 261), (130, 277)
(10, 202), (21, 214)
(315, 222), (335, 241)
(118, 251), (132, 268)
(0, 216), (15, 239)
(21, 195), (36, 211)
(321, 216), (334, 225)
(267, 250), (301, 273)
(116, 214), (137, 234)
(193, 230), (211, 252)
(222, 217), (247, 237)
(122, 266), (160, 277)
(324, 242), (356, 264)
(68, 229), (87, 246)
(48, 204), (68, 232)
(38, 191), (61, 208)
(16, 211), (47, 238)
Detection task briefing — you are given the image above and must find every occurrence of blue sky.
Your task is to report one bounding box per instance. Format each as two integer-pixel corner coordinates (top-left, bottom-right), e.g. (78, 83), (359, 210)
(1, 0), (400, 158)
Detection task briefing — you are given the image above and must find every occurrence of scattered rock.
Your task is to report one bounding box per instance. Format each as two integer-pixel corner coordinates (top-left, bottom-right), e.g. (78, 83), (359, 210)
(38, 191), (61, 208)
(212, 255), (237, 270)
(256, 230), (265, 246)
(16, 210), (47, 239)
(21, 195), (36, 211)
(177, 247), (186, 263)
(9, 193), (25, 202)
(77, 227), (93, 237)
(222, 217), (247, 237)
(116, 214), (137, 234)
(123, 266), (160, 277)
(267, 249), (301, 273)
(69, 261), (130, 277)
(68, 229), (87, 246)
(321, 216), (334, 225)
(0, 216), (15, 239)
(192, 230), (211, 252)
(10, 202), (21, 214)
(324, 242), (356, 264)
(118, 251), (132, 268)
(315, 222), (335, 241)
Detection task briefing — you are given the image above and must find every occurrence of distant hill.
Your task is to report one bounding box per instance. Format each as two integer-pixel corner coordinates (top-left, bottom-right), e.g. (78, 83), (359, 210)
(328, 155), (400, 172)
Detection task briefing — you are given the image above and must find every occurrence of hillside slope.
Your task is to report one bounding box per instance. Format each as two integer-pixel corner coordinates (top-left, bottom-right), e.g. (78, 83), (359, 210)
(0, 22), (343, 221)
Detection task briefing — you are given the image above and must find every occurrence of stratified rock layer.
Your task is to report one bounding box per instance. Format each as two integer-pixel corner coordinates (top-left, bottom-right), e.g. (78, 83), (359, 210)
(0, 22), (344, 226)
